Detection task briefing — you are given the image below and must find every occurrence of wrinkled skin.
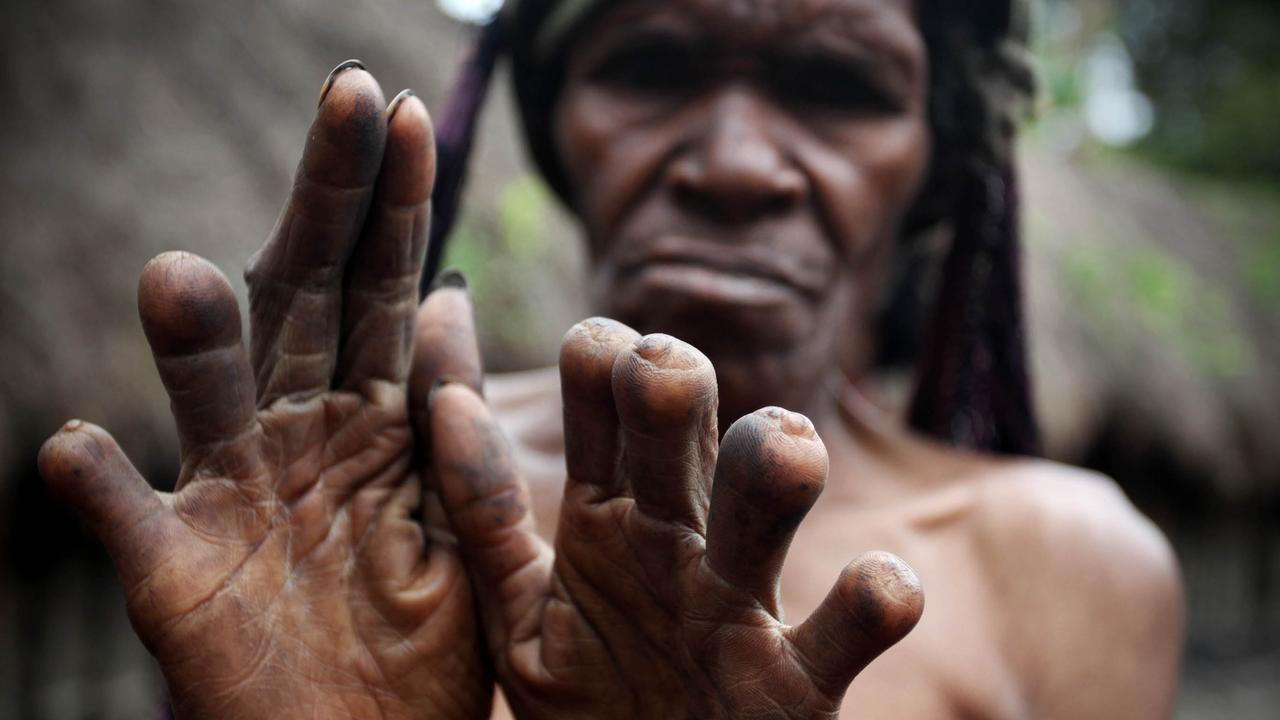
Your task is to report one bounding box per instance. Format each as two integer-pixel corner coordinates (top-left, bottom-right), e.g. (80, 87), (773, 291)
(39, 67), (492, 720)
(483, 0), (1179, 717)
(556, 0), (929, 427)
(38, 57), (923, 720)
(428, 315), (924, 719)
(39, 0), (1186, 716)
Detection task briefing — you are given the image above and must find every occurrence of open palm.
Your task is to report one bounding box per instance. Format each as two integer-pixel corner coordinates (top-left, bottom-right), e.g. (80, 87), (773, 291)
(39, 64), (489, 720)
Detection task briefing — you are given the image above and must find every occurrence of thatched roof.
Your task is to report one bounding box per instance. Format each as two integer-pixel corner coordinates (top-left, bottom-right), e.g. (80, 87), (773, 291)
(1022, 145), (1280, 503)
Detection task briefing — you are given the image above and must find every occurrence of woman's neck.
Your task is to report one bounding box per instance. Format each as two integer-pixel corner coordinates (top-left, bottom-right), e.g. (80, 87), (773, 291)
(812, 373), (986, 506)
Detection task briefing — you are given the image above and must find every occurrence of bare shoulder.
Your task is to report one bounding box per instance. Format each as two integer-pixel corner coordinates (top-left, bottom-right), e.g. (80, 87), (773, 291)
(967, 459), (1179, 595)
(964, 459), (1184, 717)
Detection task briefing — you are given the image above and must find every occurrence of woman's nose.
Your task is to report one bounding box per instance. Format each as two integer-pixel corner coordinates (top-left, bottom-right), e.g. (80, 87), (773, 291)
(667, 90), (806, 224)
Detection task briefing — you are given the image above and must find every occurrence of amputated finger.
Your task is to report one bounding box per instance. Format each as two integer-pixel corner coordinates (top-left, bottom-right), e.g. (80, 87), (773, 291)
(138, 252), (256, 473)
(336, 90), (436, 390)
(612, 334), (719, 530)
(246, 60), (388, 405)
(787, 551), (924, 698)
(705, 407), (827, 616)
(559, 317), (640, 495)
(38, 421), (168, 581)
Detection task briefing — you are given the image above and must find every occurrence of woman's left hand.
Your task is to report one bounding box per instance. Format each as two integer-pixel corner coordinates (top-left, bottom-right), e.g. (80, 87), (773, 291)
(424, 315), (925, 720)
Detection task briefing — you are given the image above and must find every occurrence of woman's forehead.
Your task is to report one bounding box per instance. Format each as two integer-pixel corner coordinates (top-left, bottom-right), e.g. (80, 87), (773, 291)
(590, 0), (916, 34)
(576, 0), (921, 57)
(570, 0), (923, 83)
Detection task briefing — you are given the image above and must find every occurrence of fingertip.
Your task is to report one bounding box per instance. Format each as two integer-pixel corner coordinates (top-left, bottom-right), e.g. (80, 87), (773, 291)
(416, 271), (473, 314)
(38, 420), (80, 487)
(719, 408), (828, 514)
(309, 66), (388, 183)
(318, 59), (366, 107)
(38, 420), (113, 495)
(562, 317), (641, 355)
(838, 551), (925, 645)
(427, 268), (468, 293)
(382, 91), (436, 205)
(411, 283), (482, 395)
(559, 317), (641, 391)
(758, 406), (819, 441)
(137, 251), (242, 356)
(318, 64), (386, 118)
(428, 377), (486, 417)
(388, 90), (433, 148)
(630, 333), (709, 372)
(612, 333), (717, 429)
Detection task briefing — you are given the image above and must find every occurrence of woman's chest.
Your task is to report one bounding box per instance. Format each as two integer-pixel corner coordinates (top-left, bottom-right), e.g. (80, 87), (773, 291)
(782, 504), (1032, 719)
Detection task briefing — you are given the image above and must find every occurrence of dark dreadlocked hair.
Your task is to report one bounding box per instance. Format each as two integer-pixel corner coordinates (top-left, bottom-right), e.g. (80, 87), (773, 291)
(423, 0), (1041, 457)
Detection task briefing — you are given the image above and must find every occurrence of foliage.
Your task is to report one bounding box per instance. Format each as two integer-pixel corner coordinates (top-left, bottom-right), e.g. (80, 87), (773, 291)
(1116, 0), (1280, 181)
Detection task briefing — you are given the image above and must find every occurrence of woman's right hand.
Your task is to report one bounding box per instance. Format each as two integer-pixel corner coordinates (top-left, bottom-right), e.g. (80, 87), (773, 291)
(38, 63), (492, 720)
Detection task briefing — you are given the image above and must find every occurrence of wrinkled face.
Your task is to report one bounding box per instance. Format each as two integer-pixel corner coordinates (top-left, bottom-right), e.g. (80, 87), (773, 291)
(555, 0), (929, 420)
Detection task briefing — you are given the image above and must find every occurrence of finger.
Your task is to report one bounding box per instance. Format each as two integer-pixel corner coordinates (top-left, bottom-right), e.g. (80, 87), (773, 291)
(138, 252), (256, 467)
(612, 334), (718, 530)
(246, 60), (388, 405)
(559, 317), (641, 496)
(336, 90), (436, 390)
(38, 421), (168, 580)
(706, 407), (827, 616)
(788, 552), (924, 697)
(408, 271), (483, 458)
(430, 381), (551, 645)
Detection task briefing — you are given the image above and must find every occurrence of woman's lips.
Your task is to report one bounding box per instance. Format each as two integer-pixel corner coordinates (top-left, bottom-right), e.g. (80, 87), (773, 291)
(626, 260), (801, 307)
(614, 235), (829, 303)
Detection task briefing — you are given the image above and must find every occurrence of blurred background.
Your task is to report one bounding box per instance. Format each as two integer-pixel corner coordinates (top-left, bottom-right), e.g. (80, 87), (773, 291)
(0, 0), (1276, 717)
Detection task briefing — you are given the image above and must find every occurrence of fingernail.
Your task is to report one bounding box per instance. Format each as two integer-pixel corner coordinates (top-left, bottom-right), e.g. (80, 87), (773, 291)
(387, 89), (417, 120)
(428, 378), (457, 408)
(318, 59), (366, 107)
(62, 419), (84, 433)
(428, 268), (469, 293)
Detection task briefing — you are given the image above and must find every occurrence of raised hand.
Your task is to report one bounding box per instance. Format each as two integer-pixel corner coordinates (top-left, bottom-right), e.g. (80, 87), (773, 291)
(38, 62), (490, 720)
(424, 316), (925, 719)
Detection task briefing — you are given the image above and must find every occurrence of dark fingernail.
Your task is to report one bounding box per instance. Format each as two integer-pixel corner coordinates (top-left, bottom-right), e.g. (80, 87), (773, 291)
(428, 268), (469, 293)
(428, 378), (457, 407)
(387, 88), (417, 120)
(318, 59), (366, 107)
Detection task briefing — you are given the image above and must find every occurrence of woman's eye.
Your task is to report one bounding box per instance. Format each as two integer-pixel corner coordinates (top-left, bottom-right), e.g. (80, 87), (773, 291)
(590, 41), (703, 94)
(773, 60), (901, 114)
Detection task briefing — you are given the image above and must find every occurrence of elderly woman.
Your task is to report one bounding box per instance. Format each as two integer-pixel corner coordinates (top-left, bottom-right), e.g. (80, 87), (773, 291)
(38, 0), (1182, 718)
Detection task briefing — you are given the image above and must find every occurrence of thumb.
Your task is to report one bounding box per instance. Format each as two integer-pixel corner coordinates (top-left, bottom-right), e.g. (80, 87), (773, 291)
(409, 269), (484, 459)
(38, 420), (167, 580)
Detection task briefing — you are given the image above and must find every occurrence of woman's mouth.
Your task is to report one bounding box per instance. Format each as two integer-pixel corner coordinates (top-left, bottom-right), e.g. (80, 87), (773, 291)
(613, 234), (827, 306)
